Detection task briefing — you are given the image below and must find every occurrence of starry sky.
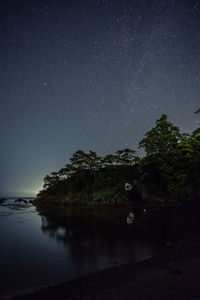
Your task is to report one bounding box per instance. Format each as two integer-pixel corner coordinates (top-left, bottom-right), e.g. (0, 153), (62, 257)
(0, 0), (200, 197)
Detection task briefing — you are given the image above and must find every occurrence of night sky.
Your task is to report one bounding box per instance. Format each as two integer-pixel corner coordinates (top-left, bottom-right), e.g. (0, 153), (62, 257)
(1, 0), (200, 197)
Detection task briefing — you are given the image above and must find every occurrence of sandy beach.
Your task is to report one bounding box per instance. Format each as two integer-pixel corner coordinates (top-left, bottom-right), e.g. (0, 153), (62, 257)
(11, 234), (200, 300)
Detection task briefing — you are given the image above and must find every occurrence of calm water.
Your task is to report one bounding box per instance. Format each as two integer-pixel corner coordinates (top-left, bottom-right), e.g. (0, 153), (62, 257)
(0, 198), (200, 299)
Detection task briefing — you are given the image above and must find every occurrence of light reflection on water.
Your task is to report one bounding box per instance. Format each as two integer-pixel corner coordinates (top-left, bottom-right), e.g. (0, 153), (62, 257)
(0, 198), (200, 299)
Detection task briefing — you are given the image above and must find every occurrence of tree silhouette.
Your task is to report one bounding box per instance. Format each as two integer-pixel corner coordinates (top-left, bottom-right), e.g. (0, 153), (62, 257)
(115, 148), (139, 165)
(139, 114), (182, 156)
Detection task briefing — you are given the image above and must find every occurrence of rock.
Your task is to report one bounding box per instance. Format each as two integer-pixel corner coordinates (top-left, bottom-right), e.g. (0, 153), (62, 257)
(15, 198), (24, 203)
(0, 198), (7, 204)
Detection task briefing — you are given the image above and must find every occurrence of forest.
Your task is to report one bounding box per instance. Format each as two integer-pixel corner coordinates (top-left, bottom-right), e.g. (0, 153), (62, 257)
(36, 112), (200, 208)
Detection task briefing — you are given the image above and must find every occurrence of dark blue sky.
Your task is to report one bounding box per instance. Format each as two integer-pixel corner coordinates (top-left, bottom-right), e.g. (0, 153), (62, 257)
(1, 0), (199, 196)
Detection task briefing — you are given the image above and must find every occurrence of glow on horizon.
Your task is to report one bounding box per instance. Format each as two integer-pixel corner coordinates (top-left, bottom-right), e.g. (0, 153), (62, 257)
(0, 186), (43, 198)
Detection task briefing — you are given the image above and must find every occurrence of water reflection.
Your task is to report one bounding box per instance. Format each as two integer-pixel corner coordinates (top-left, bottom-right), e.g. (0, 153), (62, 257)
(39, 208), (163, 269)
(39, 204), (200, 269)
(127, 211), (135, 224)
(1, 200), (200, 299)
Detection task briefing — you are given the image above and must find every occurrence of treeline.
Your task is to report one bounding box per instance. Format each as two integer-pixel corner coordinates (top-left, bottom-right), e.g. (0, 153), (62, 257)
(138, 114), (200, 199)
(37, 148), (138, 206)
(37, 113), (200, 206)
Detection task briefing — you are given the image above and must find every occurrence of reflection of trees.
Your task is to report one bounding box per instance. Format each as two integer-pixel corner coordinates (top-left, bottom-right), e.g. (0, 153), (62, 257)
(40, 206), (200, 269)
(40, 212), (135, 267)
(40, 209), (162, 268)
(135, 205), (200, 243)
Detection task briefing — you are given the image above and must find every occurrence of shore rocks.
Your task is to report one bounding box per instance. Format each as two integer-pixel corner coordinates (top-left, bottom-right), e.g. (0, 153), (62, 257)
(0, 198), (7, 204)
(15, 198), (28, 205)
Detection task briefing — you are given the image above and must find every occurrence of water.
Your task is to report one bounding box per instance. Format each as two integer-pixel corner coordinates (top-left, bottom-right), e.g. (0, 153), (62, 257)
(0, 198), (200, 299)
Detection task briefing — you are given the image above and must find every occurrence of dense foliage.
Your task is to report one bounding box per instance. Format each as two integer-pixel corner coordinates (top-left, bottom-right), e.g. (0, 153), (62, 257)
(37, 149), (139, 207)
(37, 113), (200, 206)
(138, 114), (200, 200)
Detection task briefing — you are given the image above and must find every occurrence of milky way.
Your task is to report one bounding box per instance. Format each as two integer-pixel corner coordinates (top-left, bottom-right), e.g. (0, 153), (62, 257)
(0, 0), (199, 196)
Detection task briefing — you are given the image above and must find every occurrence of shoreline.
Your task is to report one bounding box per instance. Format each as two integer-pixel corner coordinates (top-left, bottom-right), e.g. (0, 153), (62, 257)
(10, 234), (200, 300)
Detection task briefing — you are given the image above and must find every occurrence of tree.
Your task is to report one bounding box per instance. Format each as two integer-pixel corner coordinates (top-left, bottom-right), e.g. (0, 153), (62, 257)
(166, 132), (200, 197)
(69, 150), (88, 170)
(69, 150), (101, 172)
(43, 173), (61, 190)
(102, 154), (116, 167)
(115, 148), (138, 165)
(192, 128), (200, 137)
(84, 150), (102, 171)
(58, 165), (74, 179)
(139, 114), (182, 156)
